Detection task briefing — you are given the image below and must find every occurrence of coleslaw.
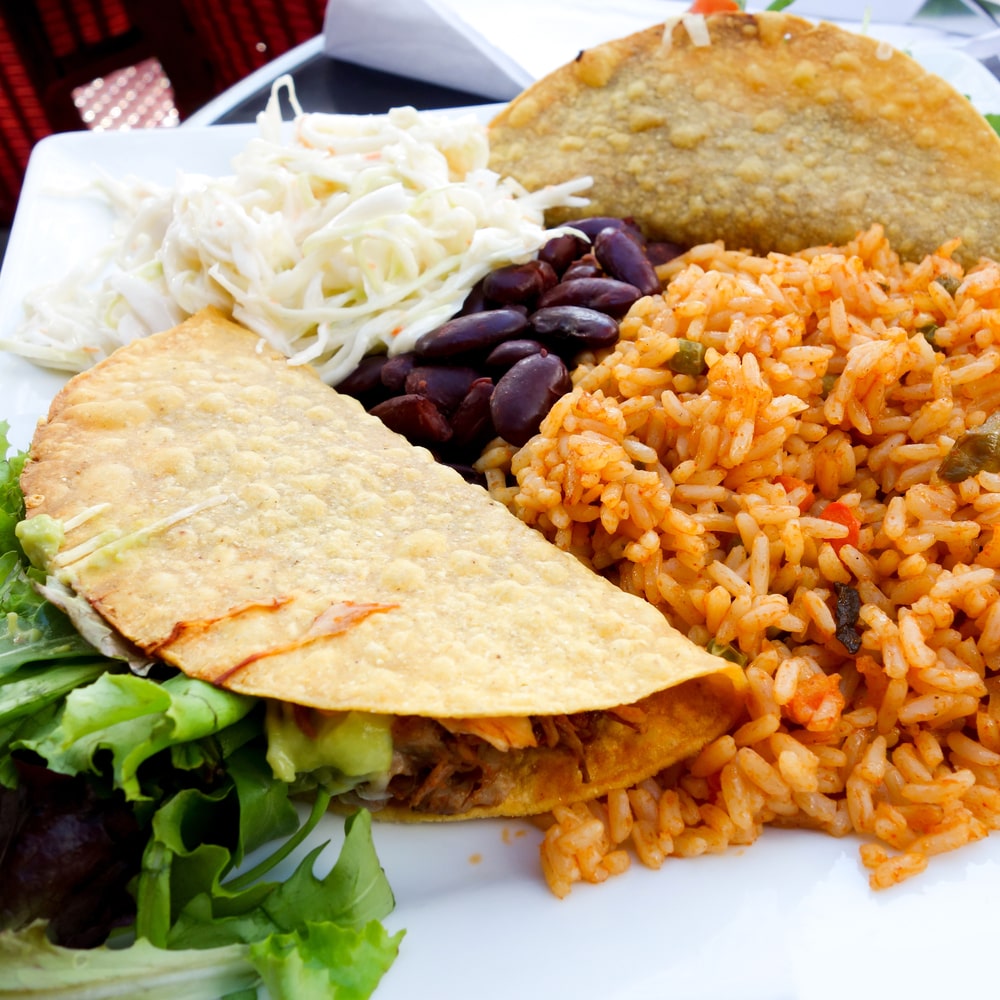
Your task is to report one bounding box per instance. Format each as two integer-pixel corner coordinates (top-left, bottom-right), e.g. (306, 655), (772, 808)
(7, 79), (590, 385)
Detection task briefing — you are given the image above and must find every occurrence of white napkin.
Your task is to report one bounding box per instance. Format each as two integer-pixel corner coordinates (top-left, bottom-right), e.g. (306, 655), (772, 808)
(322, 0), (531, 101)
(321, 0), (978, 102)
(323, 0), (701, 101)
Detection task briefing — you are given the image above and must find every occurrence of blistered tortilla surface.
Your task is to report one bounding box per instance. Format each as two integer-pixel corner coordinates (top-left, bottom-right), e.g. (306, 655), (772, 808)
(21, 309), (742, 720)
(487, 12), (1000, 264)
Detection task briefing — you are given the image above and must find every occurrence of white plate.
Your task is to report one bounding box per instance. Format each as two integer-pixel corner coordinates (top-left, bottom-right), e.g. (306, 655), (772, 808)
(4, 76), (1000, 1000)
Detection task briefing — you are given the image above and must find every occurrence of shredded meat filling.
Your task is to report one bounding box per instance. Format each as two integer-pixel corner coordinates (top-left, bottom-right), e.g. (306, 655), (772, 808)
(385, 707), (647, 815)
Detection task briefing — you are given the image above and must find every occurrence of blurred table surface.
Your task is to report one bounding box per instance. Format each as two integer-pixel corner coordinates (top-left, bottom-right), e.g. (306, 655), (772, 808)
(187, 37), (496, 127)
(187, 38), (1000, 141)
(183, 2), (1000, 128)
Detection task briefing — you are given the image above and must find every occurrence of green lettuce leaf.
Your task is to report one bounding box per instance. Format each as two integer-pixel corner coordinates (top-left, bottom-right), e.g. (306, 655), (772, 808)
(0, 421), (402, 996)
(250, 920), (403, 1000)
(0, 809), (402, 1000)
(0, 922), (259, 999)
(0, 421), (25, 557)
(22, 672), (256, 799)
(0, 421), (97, 675)
(0, 552), (99, 680)
(0, 662), (107, 727)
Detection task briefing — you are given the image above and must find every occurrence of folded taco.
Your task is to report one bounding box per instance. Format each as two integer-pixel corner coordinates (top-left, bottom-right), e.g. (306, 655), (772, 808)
(17, 308), (745, 820)
(487, 10), (1000, 264)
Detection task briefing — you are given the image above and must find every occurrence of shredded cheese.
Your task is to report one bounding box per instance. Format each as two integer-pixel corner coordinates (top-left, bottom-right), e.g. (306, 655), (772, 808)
(8, 78), (590, 385)
(682, 14), (712, 48)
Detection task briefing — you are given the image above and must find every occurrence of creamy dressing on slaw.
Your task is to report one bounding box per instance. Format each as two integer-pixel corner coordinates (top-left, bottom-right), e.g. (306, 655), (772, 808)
(8, 78), (590, 385)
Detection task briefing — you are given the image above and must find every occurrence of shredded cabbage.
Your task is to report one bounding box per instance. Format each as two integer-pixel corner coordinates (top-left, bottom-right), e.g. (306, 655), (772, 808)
(9, 78), (591, 384)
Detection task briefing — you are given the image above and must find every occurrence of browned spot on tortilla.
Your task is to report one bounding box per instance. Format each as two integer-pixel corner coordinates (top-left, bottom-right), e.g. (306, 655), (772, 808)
(147, 596), (295, 655)
(213, 600), (398, 685)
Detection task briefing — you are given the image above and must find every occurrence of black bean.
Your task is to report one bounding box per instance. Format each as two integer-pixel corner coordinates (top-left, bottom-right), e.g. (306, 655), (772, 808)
(458, 278), (490, 315)
(485, 338), (546, 370)
(361, 215), (650, 462)
(593, 227), (661, 297)
(369, 394), (452, 444)
(404, 365), (481, 414)
(538, 233), (588, 274)
(414, 307), (529, 359)
(448, 377), (495, 448)
(530, 305), (620, 352)
(568, 216), (643, 242)
(482, 260), (557, 306)
(380, 352), (417, 392)
(645, 241), (685, 266)
(561, 256), (603, 282)
(336, 354), (388, 400)
(490, 352), (571, 447)
(537, 277), (641, 318)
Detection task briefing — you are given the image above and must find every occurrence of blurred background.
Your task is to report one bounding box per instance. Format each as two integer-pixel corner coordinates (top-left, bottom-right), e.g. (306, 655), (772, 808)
(0, 0), (328, 257)
(3, 0), (1000, 267)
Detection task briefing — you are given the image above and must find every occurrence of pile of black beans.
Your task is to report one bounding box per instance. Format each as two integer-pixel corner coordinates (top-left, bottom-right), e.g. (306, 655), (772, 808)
(336, 216), (682, 479)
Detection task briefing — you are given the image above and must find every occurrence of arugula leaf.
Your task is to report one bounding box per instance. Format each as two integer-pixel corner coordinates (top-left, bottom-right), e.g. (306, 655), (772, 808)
(166, 808), (397, 948)
(264, 809), (397, 933)
(226, 742), (303, 864)
(132, 753), (304, 946)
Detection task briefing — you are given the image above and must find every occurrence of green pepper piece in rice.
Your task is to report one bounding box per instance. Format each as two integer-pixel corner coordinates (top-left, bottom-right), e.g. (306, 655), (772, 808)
(918, 323), (943, 351)
(668, 338), (708, 377)
(934, 274), (961, 297)
(706, 638), (748, 668)
(938, 412), (1000, 482)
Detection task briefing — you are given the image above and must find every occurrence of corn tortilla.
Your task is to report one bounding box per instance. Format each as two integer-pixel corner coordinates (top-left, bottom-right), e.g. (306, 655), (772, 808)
(376, 679), (738, 820)
(19, 308), (744, 816)
(487, 11), (1000, 265)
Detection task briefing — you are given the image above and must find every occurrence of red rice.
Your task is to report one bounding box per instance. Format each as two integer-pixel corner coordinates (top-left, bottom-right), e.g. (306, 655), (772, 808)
(482, 225), (1000, 897)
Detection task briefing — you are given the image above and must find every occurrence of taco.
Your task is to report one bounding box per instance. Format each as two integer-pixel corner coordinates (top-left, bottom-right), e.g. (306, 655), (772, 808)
(487, 11), (1000, 264)
(17, 308), (745, 820)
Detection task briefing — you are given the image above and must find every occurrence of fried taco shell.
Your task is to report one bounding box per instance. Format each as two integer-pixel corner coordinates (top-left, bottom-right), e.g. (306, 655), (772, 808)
(487, 11), (1000, 264)
(19, 308), (744, 819)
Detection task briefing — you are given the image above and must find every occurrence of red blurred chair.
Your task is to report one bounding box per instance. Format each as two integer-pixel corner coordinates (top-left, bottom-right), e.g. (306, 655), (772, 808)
(0, 19), (44, 224)
(180, 0), (326, 92)
(0, 0), (326, 225)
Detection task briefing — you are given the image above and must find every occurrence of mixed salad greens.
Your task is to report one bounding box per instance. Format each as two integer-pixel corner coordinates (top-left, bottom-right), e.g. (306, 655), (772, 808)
(0, 425), (402, 998)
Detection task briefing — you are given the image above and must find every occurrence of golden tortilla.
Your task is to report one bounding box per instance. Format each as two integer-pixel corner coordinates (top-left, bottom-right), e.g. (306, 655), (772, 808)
(20, 309), (744, 818)
(487, 11), (1000, 264)
(376, 678), (739, 820)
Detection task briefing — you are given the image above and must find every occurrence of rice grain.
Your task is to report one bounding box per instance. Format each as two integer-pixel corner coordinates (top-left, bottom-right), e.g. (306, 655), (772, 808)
(489, 227), (1000, 895)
